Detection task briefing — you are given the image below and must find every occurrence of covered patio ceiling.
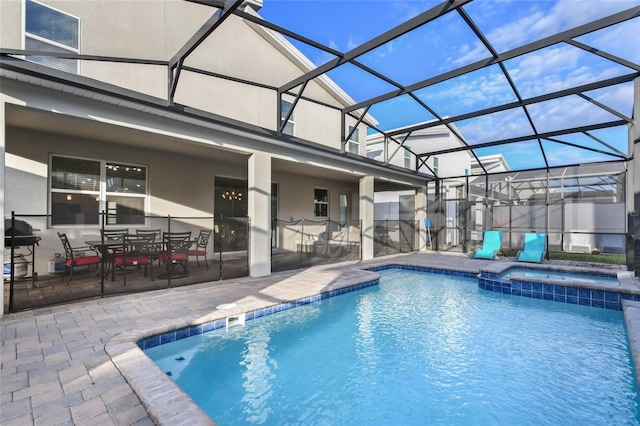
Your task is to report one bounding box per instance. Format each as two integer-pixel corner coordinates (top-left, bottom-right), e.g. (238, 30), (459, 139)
(2, 0), (639, 179)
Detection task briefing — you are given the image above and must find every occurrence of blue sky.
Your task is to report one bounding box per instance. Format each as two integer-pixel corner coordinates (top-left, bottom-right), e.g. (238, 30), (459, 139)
(260, 0), (640, 173)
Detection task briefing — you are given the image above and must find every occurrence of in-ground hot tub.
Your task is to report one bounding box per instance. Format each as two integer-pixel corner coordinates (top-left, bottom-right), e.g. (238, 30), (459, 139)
(498, 267), (619, 286)
(478, 263), (640, 311)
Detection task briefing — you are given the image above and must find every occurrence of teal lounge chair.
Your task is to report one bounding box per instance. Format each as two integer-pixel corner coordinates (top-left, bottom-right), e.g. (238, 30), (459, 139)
(472, 230), (502, 260)
(517, 233), (547, 263)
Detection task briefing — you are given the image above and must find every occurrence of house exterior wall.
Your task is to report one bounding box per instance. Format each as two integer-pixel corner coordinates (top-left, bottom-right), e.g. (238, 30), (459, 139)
(4, 125), (239, 270)
(273, 171), (359, 222)
(3, 121), (371, 272)
(273, 170), (360, 251)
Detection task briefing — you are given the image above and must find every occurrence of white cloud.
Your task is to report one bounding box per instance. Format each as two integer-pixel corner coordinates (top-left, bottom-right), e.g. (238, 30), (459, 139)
(416, 67), (517, 115)
(527, 95), (619, 134)
(456, 108), (533, 143)
(448, 40), (490, 67)
(590, 83), (634, 116)
(505, 44), (629, 98)
(346, 36), (361, 52)
(479, 0), (640, 52)
(577, 18), (640, 64)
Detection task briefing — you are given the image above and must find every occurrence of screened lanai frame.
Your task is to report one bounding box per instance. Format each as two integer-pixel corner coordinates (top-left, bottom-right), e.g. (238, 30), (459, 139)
(1, 0), (638, 179)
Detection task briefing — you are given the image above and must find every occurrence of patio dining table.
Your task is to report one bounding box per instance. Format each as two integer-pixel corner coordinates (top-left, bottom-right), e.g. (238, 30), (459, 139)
(86, 236), (196, 281)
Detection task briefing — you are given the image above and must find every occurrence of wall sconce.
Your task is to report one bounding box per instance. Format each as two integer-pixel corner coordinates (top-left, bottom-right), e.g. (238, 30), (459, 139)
(66, 194), (72, 201)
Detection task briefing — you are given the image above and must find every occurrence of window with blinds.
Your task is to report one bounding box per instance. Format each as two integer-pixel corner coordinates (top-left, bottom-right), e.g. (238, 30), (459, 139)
(50, 155), (147, 225)
(24, 0), (80, 73)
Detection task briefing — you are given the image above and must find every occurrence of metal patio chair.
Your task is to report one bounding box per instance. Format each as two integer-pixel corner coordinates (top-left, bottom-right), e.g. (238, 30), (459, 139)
(58, 233), (103, 285)
(189, 229), (212, 269)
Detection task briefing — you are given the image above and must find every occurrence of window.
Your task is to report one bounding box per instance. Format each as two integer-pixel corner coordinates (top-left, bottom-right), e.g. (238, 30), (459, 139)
(404, 148), (412, 169)
(433, 157), (439, 175)
(280, 99), (295, 135)
(347, 125), (359, 154)
(214, 177), (247, 218)
(271, 182), (278, 248)
(50, 156), (147, 225)
(314, 188), (328, 217)
(24, 0), (80, 73)
(339, 193), (349, 224)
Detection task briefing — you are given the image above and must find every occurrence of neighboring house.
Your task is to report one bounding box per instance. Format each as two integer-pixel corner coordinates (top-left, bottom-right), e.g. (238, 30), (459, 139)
(0, 0), (429, 307)
(367, 122), (473, 177)
(367, 122), (473, 249)
(470, 154), (510, 176)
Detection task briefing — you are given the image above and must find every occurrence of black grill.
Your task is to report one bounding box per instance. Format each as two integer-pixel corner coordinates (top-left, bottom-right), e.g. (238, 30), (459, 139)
(5, 219), (40, 247)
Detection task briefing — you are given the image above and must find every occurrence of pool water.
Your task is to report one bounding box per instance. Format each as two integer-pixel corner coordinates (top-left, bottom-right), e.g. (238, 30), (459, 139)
(145, 269), (640, 425)
(499, 268), (619, 286)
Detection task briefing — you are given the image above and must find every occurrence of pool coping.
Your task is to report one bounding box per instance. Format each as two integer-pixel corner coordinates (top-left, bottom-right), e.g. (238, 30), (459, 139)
(104, 260), (640, 425)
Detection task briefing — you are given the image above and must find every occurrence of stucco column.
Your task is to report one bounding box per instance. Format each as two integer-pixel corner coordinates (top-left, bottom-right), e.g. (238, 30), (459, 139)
(415, 185), (428, 251)
(248, 152), (271, 277)
(0, 99), (5, 315)
(359, 176), (374, 260)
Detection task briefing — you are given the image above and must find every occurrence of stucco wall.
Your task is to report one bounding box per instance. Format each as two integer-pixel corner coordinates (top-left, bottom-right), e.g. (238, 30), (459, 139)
(273, 170), (359, 222)
(0, 0), (364, 149)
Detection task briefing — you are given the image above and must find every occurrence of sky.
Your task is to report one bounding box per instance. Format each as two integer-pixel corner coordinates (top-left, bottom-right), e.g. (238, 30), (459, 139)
(258, 0), (640, 173)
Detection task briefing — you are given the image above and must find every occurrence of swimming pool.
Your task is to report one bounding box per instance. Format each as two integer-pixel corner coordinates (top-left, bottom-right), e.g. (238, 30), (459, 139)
(144, 269), (640, 425)
(499, 267), (619, 286)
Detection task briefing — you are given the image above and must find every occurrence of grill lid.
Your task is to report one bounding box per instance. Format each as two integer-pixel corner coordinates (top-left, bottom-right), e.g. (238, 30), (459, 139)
(5, 219), (34, 237)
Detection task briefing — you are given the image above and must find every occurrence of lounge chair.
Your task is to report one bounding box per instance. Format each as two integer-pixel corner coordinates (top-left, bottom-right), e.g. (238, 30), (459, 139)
(517, 233), (547, 263)
(472, 230), (502, 260)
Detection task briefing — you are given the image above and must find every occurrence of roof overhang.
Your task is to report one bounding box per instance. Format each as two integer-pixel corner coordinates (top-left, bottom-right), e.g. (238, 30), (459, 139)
(0, 58), (431, 187)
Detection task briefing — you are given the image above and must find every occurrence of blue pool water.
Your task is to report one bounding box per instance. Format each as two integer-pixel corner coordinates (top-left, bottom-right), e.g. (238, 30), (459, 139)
(499, 267), (619, 286)
(145, 269), (640, 425)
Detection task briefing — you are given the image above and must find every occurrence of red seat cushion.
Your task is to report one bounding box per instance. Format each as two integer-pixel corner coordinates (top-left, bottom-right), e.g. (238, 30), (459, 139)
(68, 256), (102, 267)
(188, 250), (206, 256)
(115, 255), (150, 267)
(159, 253), (188, 262)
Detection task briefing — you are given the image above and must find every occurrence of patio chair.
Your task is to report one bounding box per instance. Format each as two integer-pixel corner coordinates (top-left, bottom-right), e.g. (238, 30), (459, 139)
(159, 231), (192, 278)
(472, 230), (503, 260)
(101, 228), (129, 240)
(114, 234), (156, 286)
(136, 228), (163, 265)
(135, 228), (161, 239)
(517, 233), (547, 263)
(100, 228), (130, 280)
(58, 233), (103, 285)
(189, 229), (212, 269)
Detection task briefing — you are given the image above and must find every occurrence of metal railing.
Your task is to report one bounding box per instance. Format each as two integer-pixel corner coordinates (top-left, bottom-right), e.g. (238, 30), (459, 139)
(373, 219), (422, 257)
(271, 218), (361, 273)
